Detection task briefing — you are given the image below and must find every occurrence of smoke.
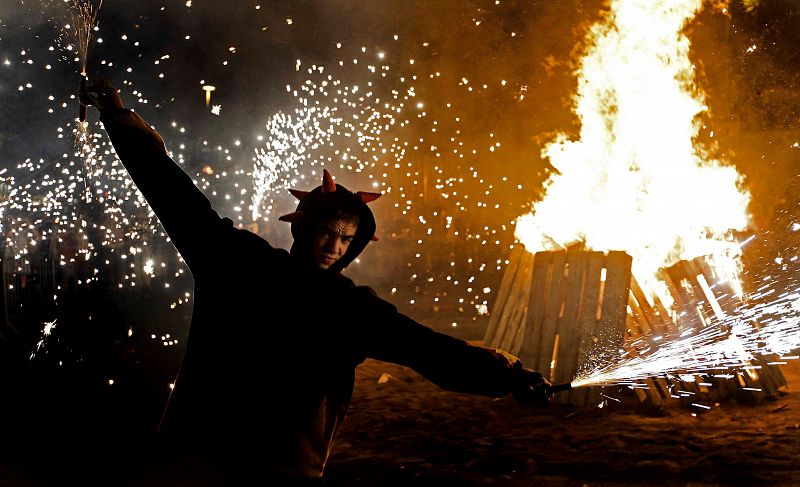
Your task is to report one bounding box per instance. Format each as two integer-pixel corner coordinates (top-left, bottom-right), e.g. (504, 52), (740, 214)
(0, 0), (68, 26)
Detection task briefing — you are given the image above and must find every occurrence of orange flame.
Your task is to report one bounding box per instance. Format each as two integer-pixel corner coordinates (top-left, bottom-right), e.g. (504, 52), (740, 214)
(515, 0), (749, 304)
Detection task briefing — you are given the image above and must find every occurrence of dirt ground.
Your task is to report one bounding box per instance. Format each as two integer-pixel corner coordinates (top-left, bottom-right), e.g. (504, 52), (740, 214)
(321, 356), (800, 486)
(2, 319), (800, 486)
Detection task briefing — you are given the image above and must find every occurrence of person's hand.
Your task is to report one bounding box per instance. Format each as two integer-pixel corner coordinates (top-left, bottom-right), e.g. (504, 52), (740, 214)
(79, 78), (124, 111)
(512, 366), (552, 404)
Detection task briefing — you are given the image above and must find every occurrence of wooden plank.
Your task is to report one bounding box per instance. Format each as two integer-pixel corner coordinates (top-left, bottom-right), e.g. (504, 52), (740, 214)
(536, 251), (568, 381)
(752, 358), (782, 396)
(674, 377), (704, 406)
(767, 356), (788, 388)
(629, 277), (667, 335)
(518, 251), (553, 372)
(692, 256), (740, 316)
(738, 367), (767, 402)
(484, 245), (526, 346)
(498, 250), (535, 353)
(663, 262), (708, 331)
(657, 268), (693, 331)
(680, 260), (718, 326)
(508, 310), (528, 356)
(624, 288), (671, 404)
(683, 258), (752, 401)
(553, 250), (588, 405)
(625, 292), (665, 406)
(598, 252), (631, 353)
(650, 293), (679, 334)
(489, 251), (533, 351)
(572, 252), (605, 407)
(592, 251), (632, 406)
(624, 311), (652, 404)
(707, 369), (732, 400)
(627, 289), (653, 339)
(659, 267), (689, 310)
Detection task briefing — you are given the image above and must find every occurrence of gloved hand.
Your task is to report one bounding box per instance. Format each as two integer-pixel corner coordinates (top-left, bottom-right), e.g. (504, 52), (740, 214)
(79, 78), (125, 112)
(511, 363), (552, 404)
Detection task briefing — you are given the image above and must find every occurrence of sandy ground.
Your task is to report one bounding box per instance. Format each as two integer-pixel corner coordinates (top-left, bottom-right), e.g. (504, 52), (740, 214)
(2, 312), (800, 486)
(323, 356), (800, 486)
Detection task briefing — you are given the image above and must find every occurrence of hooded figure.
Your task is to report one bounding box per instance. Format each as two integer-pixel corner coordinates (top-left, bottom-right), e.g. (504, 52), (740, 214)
(281, 170), (379, 274)
(81, 79), (550, 485)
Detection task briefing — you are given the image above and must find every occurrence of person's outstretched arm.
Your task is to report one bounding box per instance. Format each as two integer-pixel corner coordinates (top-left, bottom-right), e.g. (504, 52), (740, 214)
(80, 79), (227, 271)
(351, 287), (551, 403)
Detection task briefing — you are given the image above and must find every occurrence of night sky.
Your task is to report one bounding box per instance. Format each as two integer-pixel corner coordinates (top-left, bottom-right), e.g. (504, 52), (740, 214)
(0, 0), (800, 385)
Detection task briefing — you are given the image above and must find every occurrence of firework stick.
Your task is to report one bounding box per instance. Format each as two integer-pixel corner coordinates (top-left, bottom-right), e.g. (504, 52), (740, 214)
(79, 73), (88, 122)
(551, 383), (572, 393)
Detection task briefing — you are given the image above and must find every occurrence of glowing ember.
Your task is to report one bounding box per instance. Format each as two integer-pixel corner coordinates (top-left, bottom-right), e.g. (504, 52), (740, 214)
(515, 0), (750, 304)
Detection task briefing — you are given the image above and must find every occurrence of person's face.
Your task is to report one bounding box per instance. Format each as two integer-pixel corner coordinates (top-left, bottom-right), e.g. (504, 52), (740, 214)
(312, 217), (358, 269)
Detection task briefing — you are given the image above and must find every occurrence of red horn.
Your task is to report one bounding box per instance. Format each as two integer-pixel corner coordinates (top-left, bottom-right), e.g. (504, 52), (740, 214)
(322, 169), (336, 193)
(289, 189), (310, 200)
(370, 235), (379, 242)
(278, 211), (305, 223)
(357, 191), (383, 204)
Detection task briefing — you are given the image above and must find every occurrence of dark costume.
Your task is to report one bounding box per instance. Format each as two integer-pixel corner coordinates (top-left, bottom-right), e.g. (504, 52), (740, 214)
(99, 108), (539, 482)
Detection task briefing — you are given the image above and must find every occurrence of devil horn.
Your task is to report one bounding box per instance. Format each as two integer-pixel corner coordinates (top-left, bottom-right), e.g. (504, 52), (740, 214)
(371, 235), (379, 242)
(322, 169), (336, 193)
(357, 191), (383, 204)
(289, 189), (310, 200)
(278, 211), (305, 223)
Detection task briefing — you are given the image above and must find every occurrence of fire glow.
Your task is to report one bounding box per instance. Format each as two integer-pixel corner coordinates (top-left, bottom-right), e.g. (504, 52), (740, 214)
(513, 0), (800, 394)
(515, 0), (750, 304)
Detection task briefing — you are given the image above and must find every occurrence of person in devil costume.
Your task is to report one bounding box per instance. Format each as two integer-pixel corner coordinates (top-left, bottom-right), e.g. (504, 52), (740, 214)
(80, 80), (551, 485)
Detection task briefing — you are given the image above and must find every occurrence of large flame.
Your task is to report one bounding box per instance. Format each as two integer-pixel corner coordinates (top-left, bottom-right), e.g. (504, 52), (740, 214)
(516, 0), (750, 302)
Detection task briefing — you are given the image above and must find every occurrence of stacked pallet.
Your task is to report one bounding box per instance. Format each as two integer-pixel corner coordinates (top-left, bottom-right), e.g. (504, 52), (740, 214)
(657, 258), (787, 404)
(485, 245), (788, 407)
(485, 246), (632, 406)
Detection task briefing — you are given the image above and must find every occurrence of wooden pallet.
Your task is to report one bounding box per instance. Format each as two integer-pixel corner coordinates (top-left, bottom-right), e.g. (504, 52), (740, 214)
(485, 245), (788, 408)
(660, 259), (788, 402)
(485, 246), (632, 406)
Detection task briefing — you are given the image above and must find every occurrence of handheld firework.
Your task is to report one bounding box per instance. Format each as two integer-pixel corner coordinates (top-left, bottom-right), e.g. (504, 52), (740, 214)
(551, 383), (572, 394)
(79, 73), (88, 122)
(72, 1), (104, 122)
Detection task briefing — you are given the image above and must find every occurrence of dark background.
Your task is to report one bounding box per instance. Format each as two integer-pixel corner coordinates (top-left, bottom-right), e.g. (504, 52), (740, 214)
(1, 0), (800, 484)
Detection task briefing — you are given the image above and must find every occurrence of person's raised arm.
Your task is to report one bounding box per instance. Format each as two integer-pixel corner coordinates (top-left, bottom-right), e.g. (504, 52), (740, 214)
(80, 79), (227, 271)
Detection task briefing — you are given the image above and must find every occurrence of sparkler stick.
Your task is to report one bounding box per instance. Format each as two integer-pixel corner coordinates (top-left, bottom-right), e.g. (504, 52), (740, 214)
(551, 382), (572, 393)
(79, 73), (88, 122)
(70, 0), (103, 123)
(68, 0), (104, 202)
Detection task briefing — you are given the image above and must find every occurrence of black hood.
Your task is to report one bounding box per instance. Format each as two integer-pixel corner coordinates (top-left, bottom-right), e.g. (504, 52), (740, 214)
(288, 183), (377, 273)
